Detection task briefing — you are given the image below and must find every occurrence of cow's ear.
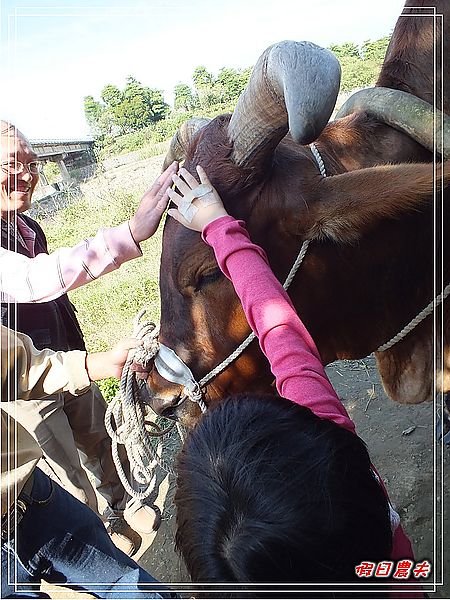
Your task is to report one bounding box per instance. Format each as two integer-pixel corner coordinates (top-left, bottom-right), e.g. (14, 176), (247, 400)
(304, 160), (449, 242)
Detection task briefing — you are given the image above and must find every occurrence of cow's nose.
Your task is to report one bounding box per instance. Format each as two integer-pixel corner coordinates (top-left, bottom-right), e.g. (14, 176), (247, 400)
(145, 391), (182, 420)
(143, 368), (185, 419)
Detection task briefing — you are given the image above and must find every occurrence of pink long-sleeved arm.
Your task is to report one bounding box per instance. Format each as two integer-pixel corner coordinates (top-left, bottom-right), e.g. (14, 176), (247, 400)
(203, 215), (355, 433)
(0, 222), (141, 303)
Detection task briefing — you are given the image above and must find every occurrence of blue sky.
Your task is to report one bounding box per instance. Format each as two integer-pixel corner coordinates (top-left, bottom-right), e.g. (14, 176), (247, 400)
(0, 0), (406, 139)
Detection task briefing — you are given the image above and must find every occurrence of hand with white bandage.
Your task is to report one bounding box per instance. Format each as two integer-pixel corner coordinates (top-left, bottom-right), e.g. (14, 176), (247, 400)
(167, 165), (228, 232)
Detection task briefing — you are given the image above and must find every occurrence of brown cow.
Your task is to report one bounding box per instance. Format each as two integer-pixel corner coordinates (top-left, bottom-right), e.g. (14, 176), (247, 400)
(144, 0), (450, 429)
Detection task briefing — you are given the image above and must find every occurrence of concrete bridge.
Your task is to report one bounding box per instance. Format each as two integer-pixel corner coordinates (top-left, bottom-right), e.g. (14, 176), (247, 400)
(31, 138), (97, 201)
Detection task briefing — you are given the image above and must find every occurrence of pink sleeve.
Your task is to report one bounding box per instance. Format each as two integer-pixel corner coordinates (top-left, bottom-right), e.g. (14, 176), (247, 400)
(0, 222), (141, 303)
(203, 216), (355, 433)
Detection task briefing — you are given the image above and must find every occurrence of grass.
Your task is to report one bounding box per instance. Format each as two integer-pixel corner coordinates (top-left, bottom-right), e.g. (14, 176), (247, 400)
(37, 154), (165, 399)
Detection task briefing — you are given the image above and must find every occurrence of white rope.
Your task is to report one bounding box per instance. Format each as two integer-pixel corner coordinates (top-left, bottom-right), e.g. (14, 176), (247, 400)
(106, 141), (447, 492)
(105, 312), (177, 499)
(309, 142), (327, 177)
(197, 239), (311, 389)
(308, 142), (449, 354)
(377, 283), (450, 351)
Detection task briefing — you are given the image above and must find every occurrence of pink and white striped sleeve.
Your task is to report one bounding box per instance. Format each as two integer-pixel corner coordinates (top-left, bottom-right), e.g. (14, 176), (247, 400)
(0, 222), (141, 303)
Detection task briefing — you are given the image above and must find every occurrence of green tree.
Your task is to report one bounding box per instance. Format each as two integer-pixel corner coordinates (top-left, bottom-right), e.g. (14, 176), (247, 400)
(338, 55), (379, 91)
(86, 77), (169, 137)
(329, 42), (360, 59)
(84, 95), (114, 137)
(174, 83), (197, 111)
(216, 67), (250, 104)
(192, 66), (214, 88)
(144, 87), (170, 121)
(361, 36), (391, 62)
(42, 161), (61, 184)
(329, 35), (391, 93)
(101, 84), (123, 108)
(192, 66), (220, 109)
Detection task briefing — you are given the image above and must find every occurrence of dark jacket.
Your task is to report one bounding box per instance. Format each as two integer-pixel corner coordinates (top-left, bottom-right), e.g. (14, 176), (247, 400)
(1, 214), (86, 351)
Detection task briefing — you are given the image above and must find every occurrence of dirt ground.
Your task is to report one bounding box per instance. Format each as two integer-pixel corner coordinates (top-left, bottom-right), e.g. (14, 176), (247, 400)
(42, 156), (448, 599)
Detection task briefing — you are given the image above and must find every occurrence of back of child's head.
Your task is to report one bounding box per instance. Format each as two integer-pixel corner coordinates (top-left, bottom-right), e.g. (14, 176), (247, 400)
(175, 393), (392, 589)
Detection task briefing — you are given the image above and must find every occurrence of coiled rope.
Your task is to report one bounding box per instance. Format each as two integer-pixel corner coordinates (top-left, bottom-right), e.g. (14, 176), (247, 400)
(105, 311), (178, 499)
(105, 233), (311, 498)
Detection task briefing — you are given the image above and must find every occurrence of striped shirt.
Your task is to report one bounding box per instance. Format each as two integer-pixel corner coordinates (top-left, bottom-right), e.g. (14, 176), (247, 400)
(0, 215), (142, 303)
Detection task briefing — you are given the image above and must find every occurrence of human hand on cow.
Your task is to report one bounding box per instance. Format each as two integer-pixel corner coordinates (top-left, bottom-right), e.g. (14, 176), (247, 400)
(86, 338), (143, 380)
(128, 161), (178, 244)
(167, 165), (228, 232)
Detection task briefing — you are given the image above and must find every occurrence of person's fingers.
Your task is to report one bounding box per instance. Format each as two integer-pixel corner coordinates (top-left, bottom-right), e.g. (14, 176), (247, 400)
(130, 363), (149, 374)
(148, 161), (177, 195)
(152, 172), (175, 210)
(117, 337), (143, 351)
(196, 165), (211, 186)
(172, 173), (192, 196)
(178, 167), (199, 189)
(167, 208), (191, 228)
(167, 187), (184, 206)
(158, 161), (178, 185)
(138, 170), (174, 212)
(153, 170), (176, 203)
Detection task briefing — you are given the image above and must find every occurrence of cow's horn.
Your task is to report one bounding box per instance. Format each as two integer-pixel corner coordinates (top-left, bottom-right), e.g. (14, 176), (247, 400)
(228, 41), (341, 168)
(162, 118), (211, 170)
(336, 87), (450, 159)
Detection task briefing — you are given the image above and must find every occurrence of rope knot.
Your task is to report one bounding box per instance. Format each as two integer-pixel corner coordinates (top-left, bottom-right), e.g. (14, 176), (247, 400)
(105, 310), (178, 500)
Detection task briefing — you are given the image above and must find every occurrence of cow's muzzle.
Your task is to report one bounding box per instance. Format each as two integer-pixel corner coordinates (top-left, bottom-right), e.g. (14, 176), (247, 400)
(154, 343), (202, 401)
(143, 343), (207, 419)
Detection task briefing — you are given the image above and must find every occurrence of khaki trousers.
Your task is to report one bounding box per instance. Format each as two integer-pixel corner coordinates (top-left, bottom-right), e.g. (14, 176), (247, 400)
(3, 383), (129, 514)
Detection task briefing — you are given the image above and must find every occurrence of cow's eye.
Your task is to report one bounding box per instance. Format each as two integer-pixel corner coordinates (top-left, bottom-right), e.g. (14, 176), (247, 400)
(195, 268), (222, 291)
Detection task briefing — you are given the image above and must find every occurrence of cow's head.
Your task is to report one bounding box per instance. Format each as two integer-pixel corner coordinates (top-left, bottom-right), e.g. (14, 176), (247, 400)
(144, 42), (341, 427)
(144, 40), (450, 428)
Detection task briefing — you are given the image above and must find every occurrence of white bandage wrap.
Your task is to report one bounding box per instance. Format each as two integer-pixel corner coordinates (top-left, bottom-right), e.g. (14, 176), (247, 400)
(177, 183), (216, 223)
(177, 199), (198, 222)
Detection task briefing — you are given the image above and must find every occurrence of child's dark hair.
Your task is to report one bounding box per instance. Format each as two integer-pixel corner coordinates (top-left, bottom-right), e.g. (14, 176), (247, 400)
(175, 394), (392, 591)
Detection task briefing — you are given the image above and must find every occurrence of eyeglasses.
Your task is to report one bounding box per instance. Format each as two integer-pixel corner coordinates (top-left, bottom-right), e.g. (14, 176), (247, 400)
(1, 161), (42, 175)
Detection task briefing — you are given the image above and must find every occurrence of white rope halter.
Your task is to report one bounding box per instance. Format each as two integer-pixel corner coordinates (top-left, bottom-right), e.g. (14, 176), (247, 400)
(310, 142), (327, 177)
(107, 143), (447, 495)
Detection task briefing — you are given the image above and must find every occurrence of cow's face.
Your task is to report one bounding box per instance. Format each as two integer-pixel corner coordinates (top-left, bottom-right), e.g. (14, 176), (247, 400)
(145, 118), (278, 427)
(143, 41), (346, 426)
(145, 30), (450, 426)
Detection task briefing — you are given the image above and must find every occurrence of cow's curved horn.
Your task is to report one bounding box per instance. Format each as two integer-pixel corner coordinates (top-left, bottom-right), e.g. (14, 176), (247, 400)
(162, 117), (211, 170)
(228, 41), (341, 168)
(336, 87), (450, 159)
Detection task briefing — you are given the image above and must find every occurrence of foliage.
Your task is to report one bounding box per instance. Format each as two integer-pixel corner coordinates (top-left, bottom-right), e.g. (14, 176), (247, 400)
(97, 377), (119, 402)
(86, 34), (390, 152)
(84, 76), (169, 138)
(338, 55), (380, 92)
(97, 112), (192, 159)
(42, 161), (61, 184)
(190, 64), (251, 110)
(361, 36), (391, 63)
(101, 84), (122, 107)
(329, 42), (360, 59)
(174, 83), (198, 112)
(328, 35), (391, 92)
